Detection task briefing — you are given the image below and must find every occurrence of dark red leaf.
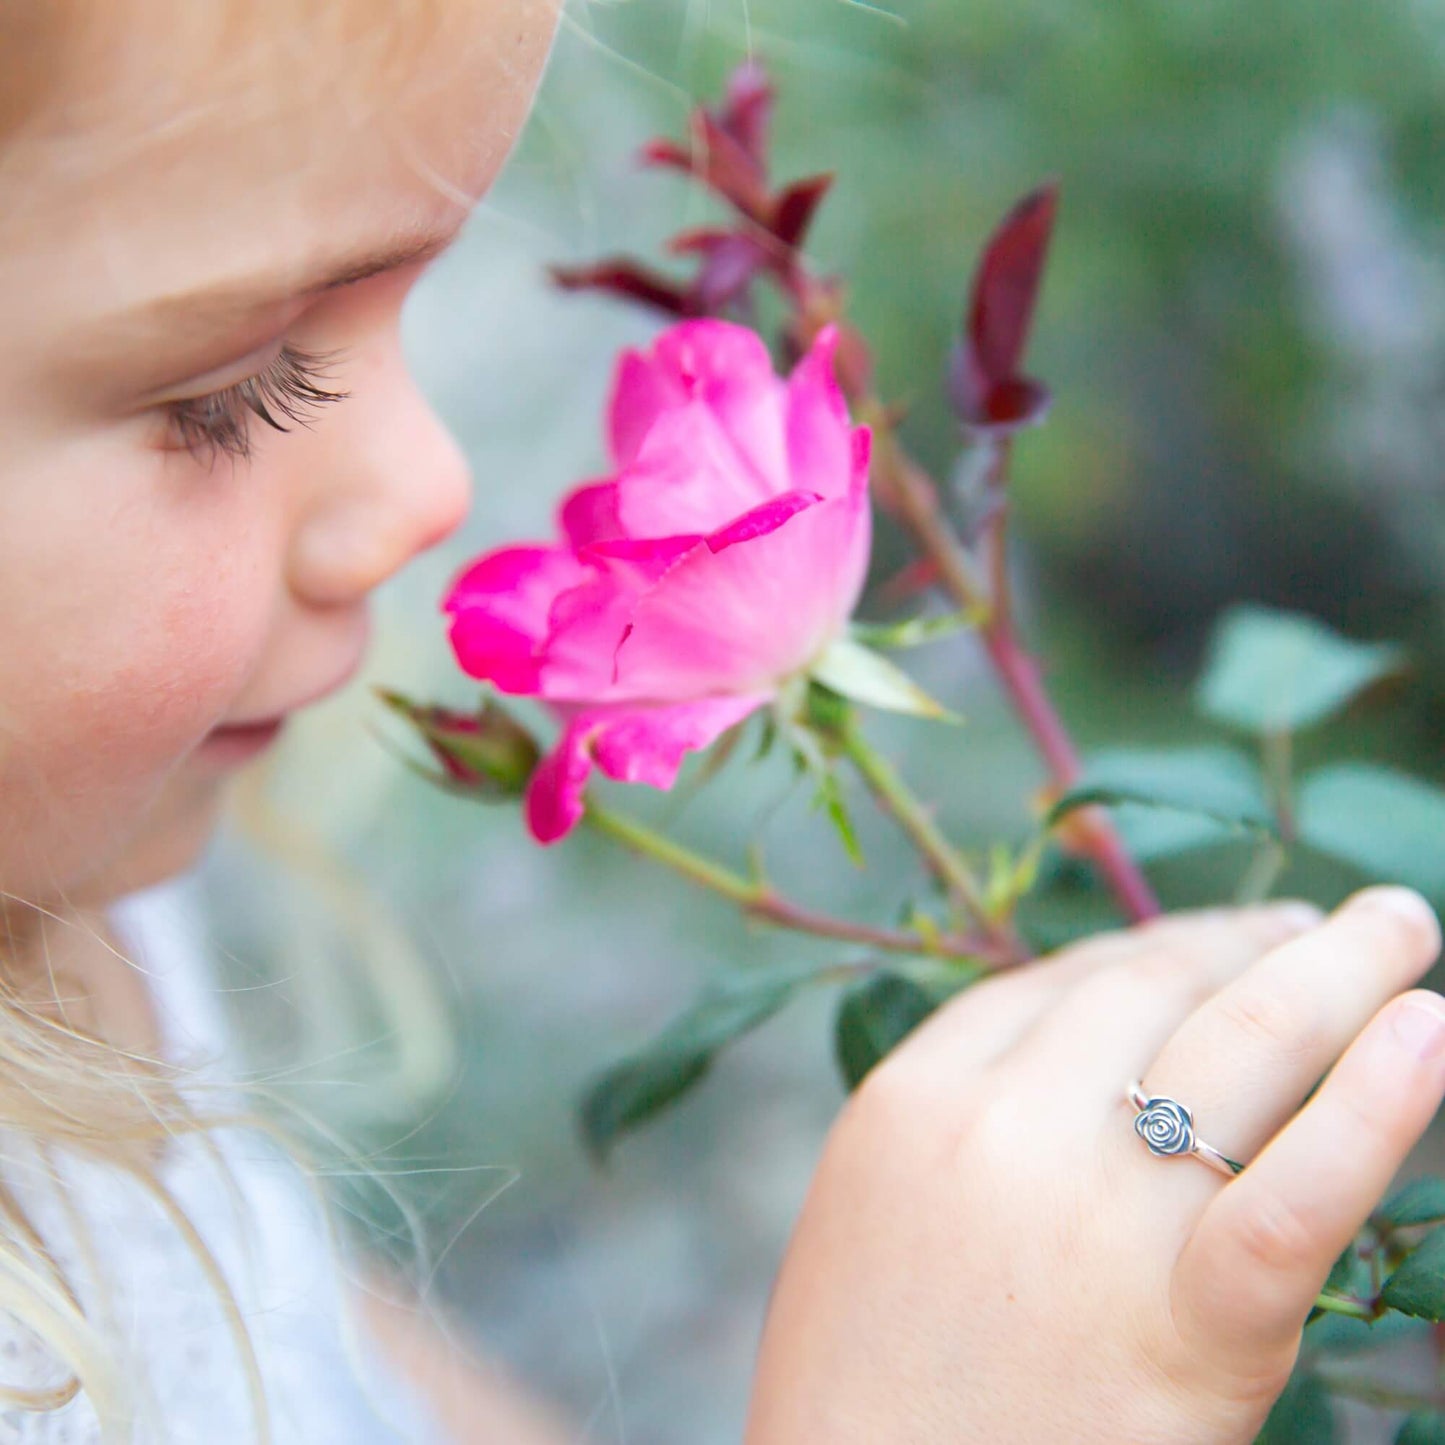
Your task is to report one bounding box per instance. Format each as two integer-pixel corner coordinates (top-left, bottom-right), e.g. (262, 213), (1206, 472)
(720, 60), (774, 169)
(877, 556), (943, 606)
(549, 259), (696, 317)
(692, 109), (772, 218)
(669, 228), (771, 311)
(948, 338), (1051, 432)
(667, 226), (739, 254)
(639, 111), (770, 220)
(638, 138), (693, 174)
(770, 173), (834, 248)
(966, 183), (1059, 385)
(980, 376), (1051, 429)
(699, 245), (766, 312)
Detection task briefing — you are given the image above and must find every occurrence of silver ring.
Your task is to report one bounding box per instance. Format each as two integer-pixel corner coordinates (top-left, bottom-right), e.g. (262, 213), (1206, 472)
(1126, 1081), (1244, 1177)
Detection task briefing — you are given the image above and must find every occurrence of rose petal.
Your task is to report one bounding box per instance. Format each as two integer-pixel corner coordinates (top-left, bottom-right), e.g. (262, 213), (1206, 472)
(583, 533), (705, 574)
(705, 488), (820, 552)
(525, 715), (602, 843)
(608, 320), (787, 488)
(539, 532), (708, 700)
(613, 402), (783, 538)
(558, 481), (623, 546)
(613, 466), (871, 699)
(609, 348), (685, 469)
(445, 546), (587, 693)
(536, 574), (636, 699)
(784, 325), (854, 499)
(525, 694), (767, 843)
(592, 694), (767, 786)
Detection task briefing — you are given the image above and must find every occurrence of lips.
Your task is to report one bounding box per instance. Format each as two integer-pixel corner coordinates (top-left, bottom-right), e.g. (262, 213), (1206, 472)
(208, 718), (286, 745)
(195, 717), (287, 767)
(210, 615), (375, 739)
(218, 665), (363, 734)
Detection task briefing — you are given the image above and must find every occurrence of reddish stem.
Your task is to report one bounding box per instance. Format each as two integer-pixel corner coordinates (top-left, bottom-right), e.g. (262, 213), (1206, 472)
(785, 268), (1161, 922)
(989, 641), (1161, 920)
(752, 890), (1014, 969)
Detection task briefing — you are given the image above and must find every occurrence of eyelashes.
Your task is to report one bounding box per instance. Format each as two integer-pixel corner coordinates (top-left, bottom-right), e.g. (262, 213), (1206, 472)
(163, 346), (348, 464)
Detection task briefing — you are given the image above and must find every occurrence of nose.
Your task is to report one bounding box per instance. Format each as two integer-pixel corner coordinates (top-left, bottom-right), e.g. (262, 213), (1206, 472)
(287, 363), (472, 609)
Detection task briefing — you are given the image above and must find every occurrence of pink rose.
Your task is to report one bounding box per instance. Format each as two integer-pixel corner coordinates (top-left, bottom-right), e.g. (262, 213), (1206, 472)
(444, 319), (873, 842)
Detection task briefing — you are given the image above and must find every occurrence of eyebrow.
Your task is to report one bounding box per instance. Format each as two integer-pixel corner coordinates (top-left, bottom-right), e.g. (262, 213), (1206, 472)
(305, 230), (456, 294)
(80, 223), (462, 373)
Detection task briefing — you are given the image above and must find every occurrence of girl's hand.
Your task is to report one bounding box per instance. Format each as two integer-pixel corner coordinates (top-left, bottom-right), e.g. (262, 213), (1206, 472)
(746, 889), (1445, 1444)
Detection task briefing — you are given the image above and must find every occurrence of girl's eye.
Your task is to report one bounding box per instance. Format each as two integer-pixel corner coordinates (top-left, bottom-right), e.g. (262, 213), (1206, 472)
(162, 346), (348, 464)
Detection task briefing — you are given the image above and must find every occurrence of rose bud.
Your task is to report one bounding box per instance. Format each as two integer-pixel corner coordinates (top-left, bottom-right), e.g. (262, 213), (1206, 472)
(377, 690), (540, 799)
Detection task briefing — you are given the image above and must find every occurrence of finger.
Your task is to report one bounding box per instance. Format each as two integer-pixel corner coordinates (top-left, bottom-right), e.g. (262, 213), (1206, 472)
(1141, 887), (1441, 1165)
(902, 907), (1305, 1078)
(1172, 988), (1445, 1368)
(993, 902), (1324, 1096)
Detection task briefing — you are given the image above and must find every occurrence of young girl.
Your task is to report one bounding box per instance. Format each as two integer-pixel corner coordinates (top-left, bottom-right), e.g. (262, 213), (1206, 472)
(2, 2), (1443, 1441)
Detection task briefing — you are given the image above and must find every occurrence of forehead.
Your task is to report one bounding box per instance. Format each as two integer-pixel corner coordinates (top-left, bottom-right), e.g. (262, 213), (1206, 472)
(0, 0), (555, 324)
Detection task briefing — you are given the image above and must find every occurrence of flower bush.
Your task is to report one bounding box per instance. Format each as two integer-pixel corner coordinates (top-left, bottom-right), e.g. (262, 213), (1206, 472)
(384, 60), (1445, 1436)
(444, 321), (871, 842)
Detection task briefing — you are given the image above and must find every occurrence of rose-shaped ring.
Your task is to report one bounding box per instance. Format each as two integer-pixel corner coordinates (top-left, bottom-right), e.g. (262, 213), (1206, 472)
(1126, 1082), (1244, 1178)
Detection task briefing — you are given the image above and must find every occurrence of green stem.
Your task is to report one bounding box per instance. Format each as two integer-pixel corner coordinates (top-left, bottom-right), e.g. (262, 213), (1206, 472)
(584, 801), (1006, 965)
(1263, 729), (1297, 843)
(586, 802), (754, 905)
(1311, 1290), (1377, 1323)
(833, 720), (1025, 960)
(1235, 839), (1288, 906)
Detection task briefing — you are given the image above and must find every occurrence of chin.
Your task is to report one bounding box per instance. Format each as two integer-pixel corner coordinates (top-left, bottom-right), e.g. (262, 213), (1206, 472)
(74, 777), (230, 908)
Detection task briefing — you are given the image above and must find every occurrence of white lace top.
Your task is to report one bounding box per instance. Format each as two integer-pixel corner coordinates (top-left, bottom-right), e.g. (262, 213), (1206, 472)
(0, 884), (450, 1444)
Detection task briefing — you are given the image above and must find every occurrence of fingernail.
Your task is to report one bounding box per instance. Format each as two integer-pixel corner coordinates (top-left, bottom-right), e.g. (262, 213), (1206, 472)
(1268, 900), (1325, 934)
(1391, 997), (1445, 1061)
(1351, 886), (1441, 939)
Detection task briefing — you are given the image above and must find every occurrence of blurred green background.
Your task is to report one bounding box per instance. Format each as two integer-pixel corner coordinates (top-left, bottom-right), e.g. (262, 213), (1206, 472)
(197, 2), (1445, 1439)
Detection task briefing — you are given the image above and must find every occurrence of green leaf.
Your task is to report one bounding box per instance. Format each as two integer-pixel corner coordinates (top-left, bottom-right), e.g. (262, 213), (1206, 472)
(785, 713), (865, 865)
(1253, 1370), (1337, 1444)
(1297, 765), (1445, 899)
(753, 710), (779, 762)
(1308, 1244), (1369, 1328)
(1381, 1178), (1445, 1231)
(1049, 747), (1278, 859)
(983, 838), (1046, 914)
(1324, 1243), (1360, 1295)
(1398, 1413), (1445, 1444)
(850, 609), (983, 650)
(1381, 1225), (1445, 1321)
(818, 768), (865, 867)
(1196, 605), (1406, 736)
(581, 966), (825, 1160)
(811, 637), (956, 721)
(834, 972), (939, 1090)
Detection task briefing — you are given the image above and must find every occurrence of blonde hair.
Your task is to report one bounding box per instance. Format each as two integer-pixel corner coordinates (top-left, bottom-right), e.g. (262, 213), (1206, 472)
(0, 918), (279, 1438)
(0, 820), (462, 1439)
(0, 0), (556, 1434)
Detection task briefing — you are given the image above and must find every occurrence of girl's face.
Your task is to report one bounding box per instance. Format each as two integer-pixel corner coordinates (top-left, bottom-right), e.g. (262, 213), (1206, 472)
(0, 3), (556, 910)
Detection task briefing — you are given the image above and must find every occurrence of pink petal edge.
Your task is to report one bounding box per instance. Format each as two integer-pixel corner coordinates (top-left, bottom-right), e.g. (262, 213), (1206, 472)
(444, 545), (587, 692)
(524, 694), (768, 844)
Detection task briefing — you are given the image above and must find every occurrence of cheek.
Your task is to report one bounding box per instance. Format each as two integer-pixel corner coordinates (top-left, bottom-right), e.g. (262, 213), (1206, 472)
(0, 442), (278, 899)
